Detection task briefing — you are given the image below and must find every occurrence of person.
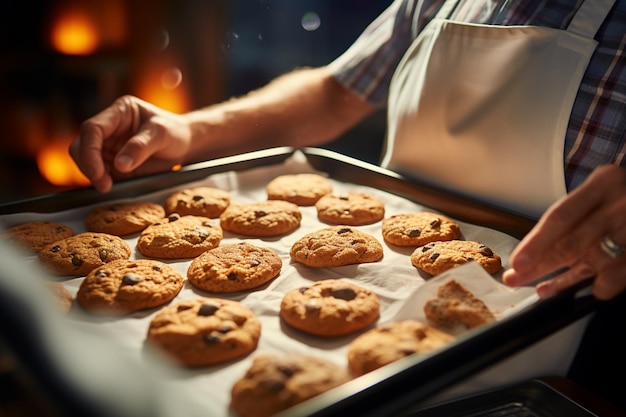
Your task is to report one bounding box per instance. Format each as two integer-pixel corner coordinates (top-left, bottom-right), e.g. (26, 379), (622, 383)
(70, 0), (626, 408)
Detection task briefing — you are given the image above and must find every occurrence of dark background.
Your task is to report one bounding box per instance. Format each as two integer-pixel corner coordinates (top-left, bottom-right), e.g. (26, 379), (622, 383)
(0, 0), (389, 203)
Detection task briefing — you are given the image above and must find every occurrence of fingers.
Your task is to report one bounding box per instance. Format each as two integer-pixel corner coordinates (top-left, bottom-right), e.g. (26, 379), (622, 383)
(503, 165), (626, 301)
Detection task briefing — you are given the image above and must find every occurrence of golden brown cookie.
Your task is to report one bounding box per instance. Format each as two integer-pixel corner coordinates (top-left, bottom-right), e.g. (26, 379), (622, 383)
(146, 298), (261, 367)
(164, 186), (231, 218)
(347, 320), (454, 377)
(423, 279), (496, 331)
(2, 221), (75, 254)
(230, 353), (351, 417)
(85, 201), (165, 236)
(381, 212), (461, 247)
(76, 259), (184, 315)
(280, 279), (380, 337)
(410, 240), (502, 276)
(37, 232), (131, 276)
(315, 191), (385, 226)
(219, 200), (302, 237)
(187, 242), (282, 293)
(137, 213), (223, 259)
(290, 226), (383, 267)
(48, 282), (74, 313)
(266, 173), (333, 206)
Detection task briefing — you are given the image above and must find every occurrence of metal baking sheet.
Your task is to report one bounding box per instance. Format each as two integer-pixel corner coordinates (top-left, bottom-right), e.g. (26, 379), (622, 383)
(0, 147), (598, 417)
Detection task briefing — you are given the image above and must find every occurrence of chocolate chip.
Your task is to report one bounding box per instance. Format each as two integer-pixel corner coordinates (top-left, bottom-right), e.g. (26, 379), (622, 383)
(55, 226), (66, 233)
(337, 228), (352, 235)
(227, 272), (238, 281)
(168, 213), (180, 222)
(254, 210), (267, 217)
(121, 273), (141, 286)
(331, 287), (357, 301)
(479, 245), (493, 257)
(430, 218), (441, 228)
(198, 301), (220, 316)
(202, 221), (212, 227)
(71, 255), (83, 267)
(95, 269), (108, 278)
(203, 332), (221, 344)
(299, 287), (309, 294)
(343, 209), (351, 215)
(305, 301), (321, 313)
(339, 196), (349, 201)
(250, 259), (260, 267)
(99, 249), (108, 262)
(152, 265), (161, 272)
(401, 349), (416, 356)
(219, 323), (233, 333)
(407, 228), (421, 237)
(192, 195), (204, 202)
(429, 252), (440, 261)
(421, 244), (434, 252)
(51, 245), (62, 253)
(278, 365), (295, 378)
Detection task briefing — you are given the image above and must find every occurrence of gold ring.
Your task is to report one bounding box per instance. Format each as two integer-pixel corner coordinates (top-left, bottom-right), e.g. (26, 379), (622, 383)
(600, 235), (625, 259)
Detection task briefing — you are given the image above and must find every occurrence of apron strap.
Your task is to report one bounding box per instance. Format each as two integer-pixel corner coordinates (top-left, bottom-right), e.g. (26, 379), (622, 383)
(568, 0), (616, 37)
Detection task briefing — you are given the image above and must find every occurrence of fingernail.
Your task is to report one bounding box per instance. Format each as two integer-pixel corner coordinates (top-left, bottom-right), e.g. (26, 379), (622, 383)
(116, 155), (133, 171)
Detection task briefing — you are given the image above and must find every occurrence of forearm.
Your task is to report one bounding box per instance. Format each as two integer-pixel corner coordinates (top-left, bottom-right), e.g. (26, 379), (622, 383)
(181, 66), (375, 163)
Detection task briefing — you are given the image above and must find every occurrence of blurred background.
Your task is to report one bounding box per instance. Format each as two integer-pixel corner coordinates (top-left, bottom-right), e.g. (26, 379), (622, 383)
(0, 0), (389, 204)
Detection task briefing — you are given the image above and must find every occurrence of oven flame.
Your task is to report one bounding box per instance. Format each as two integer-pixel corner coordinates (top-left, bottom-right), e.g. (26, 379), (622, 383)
(37, 139), (90, 187)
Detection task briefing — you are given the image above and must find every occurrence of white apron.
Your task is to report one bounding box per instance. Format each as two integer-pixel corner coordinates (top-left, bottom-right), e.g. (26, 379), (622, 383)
(382, 0), (615, 219)
(380, 0), (616, 403)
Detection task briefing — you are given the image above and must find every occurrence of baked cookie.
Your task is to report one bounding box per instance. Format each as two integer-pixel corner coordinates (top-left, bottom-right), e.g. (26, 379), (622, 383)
(423, 279), (496, 331)
(76, 259), (184, 315)
(410, 240), (502, 276)
(85, 201), (165, 236)
(137, 213), (223, 259)
(146, 298), (261, 367)
(315, 191), (385, 226)
(381, 212), (461, 247)
(347, 320), (454, 377)
(290, 226), (383, 267)
(164, 186), (231, 218)
(231, 353), (351, 417)
(266, 173), (333, 206)
(219, 200), (301, 237)
(38, 232), (131, 276)
(48, 282), (74, 313)
(187, 242), (282, 293)
(2, 221), (75, 254)
(280, 279), (380, 337)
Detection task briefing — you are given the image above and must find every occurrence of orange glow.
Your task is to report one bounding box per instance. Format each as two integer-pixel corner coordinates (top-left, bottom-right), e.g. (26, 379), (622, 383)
(50, 6), (99, 55)
(134, 58), (191, 114)
(37, 139), (90, 187)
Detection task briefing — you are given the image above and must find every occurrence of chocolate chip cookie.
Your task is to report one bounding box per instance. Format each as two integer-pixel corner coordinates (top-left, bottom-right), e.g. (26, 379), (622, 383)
(85, 201), (165, 236)
(290, 226), (384, 267)
(266, 173), (333, 206)
(410, 240), (502, 276)
(137, 213), (223, 259)
(2, 221), (75, 254)
(315, 190), (385, 226)
(164, 186), (231, 218)
(146, 298), (261, 367)
(423, 279), (496, 331)
(347, 320), (454, 376)
(280, 279), (380, 337)
(76, 259), (184, 315)
(381, 212), (461, 247)
(219, 200), (302, 237)
(187, 242), (282, 293)
(230, 353), (351, 417)
(38, 232), (131, 276)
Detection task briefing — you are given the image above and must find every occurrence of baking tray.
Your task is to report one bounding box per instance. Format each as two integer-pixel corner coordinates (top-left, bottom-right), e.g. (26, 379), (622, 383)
(0, 146), (599, 417)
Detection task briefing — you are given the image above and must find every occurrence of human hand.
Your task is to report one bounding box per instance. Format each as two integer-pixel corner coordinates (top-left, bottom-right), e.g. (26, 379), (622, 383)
(503, 164), (626, 300)
(69, 95), (193, 193)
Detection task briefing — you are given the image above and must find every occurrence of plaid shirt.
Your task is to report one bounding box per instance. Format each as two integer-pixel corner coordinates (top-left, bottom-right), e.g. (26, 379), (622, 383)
(330, 0), (626, 190)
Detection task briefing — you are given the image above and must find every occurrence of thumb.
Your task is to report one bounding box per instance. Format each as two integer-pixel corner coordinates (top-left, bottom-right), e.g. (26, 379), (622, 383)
(113, 126), (159, 173)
